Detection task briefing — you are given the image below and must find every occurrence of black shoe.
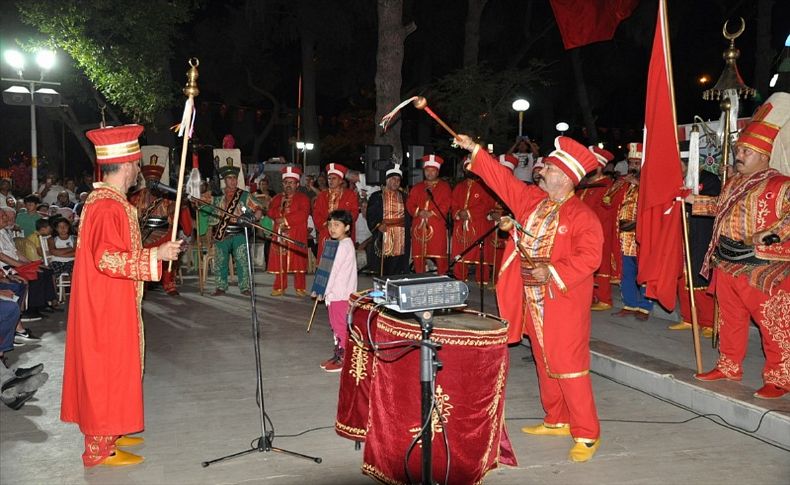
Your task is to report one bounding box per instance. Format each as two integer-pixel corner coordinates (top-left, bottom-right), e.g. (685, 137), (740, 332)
(14, 329), (41, 344)
(14, 363), (44, 379)
(3, 390), (37, 410)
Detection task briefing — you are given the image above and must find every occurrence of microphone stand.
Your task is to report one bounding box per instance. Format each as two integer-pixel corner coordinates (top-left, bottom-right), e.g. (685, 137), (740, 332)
(425, 188), (451, 273)
(447, 224), (498, 313)
(195, 197), (319, 468)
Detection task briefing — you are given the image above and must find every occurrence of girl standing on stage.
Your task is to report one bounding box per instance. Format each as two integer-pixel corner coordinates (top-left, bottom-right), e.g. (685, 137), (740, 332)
(319, 210), (357, 373)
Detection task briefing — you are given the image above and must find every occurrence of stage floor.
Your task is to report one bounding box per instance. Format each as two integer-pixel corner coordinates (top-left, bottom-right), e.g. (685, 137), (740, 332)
(1, 272), (788, 484)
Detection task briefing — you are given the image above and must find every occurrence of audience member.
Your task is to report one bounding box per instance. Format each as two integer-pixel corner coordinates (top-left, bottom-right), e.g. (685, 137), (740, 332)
(15, 195), (41, 237)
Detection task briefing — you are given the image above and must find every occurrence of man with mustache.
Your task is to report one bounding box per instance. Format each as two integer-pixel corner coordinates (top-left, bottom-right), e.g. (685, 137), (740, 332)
(457, 133), (604, 462)
(687, 93), (790, 399)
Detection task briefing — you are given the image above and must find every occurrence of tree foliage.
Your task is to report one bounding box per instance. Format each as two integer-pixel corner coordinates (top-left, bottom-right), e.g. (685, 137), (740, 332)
(17, 0), (196, 124)
(429, 62), (551, 147)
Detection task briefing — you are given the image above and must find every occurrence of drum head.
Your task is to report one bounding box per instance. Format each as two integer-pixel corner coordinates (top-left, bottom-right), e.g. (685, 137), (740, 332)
(431, 309), (506, 332)
(144, 217), (168, 228)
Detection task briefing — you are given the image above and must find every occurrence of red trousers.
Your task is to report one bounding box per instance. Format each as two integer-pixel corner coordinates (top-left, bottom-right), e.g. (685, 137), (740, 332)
(524, 313), (599, 441)
(593, 274), (612, 305)
(413, 256), (448, 275)
(161, 263), (178, 294)
(273, 272), (306, 291)
(83, 435), (117, 467)
(713, 270), (790, 390)
(677, 282), (714, 328)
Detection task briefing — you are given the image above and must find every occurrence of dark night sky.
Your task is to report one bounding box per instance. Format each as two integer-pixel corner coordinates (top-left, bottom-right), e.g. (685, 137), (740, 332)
(1, 0), (788, 180)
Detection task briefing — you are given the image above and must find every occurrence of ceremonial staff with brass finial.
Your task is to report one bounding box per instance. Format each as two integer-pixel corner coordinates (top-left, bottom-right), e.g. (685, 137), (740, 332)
(701, 18), (755, 347)
(169, 58), (200, 271)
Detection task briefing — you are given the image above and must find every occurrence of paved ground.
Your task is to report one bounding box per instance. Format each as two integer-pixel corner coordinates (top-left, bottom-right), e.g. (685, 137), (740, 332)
(1, 271), (788, 484)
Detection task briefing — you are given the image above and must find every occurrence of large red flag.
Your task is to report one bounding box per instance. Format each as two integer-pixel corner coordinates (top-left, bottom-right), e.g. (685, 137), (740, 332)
(549, 0), (638, 50)
(636, 0), (684, 310)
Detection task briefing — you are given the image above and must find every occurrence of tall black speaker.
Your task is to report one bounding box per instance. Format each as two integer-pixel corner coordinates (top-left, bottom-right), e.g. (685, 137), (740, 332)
(364, 144), (393, 186)
(406, 145), (428, 186)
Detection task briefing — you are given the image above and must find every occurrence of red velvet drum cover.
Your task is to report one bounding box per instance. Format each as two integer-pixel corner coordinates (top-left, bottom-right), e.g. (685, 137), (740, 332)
(335, 296), (379, 441)
(361, 310), (518, 484)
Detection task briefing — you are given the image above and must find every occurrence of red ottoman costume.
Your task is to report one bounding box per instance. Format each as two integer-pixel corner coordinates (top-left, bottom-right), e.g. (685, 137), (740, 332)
(129, 159), (192, 296)
(693, 104), (790, 398)
(406, 154), (452, 274)
(267, 166), (311, 293)
(578, 146), (615, 308)
(450, 175), (495, 282)
(313, 163), (358, 258)
(61, 125), (163, 466)
(468, 136), (603, 446)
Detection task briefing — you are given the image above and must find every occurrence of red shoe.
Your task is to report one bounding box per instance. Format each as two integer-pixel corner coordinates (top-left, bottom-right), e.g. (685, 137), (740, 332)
(324, 358), (343, 373)
(694, 368), (741, 382)
(634, 311), (649, 321)
(753, 384), (789, 399)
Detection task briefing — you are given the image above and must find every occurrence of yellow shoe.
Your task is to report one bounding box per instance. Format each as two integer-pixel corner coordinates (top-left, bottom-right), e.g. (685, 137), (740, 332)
(270, 289), (284, 297)
(101, 449), (144, 467)
(590, 301), (612, 311)
(668, 321), (692, 330)
(115, 435), (144, 447)
(702, 327), (713, 339)
(569, 439), (600, 462)
(521, 423), (571, 436)
(295, 289), (308, 297)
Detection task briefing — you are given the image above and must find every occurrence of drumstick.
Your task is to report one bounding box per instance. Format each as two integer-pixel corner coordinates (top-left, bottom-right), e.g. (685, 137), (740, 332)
(306, 297), (320, 333)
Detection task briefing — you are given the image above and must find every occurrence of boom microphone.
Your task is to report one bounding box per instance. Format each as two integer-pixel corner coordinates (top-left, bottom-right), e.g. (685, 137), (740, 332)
(148, 180), (179, 196)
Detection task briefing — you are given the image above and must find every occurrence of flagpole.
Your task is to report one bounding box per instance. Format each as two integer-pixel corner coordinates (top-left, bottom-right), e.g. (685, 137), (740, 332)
(679, 198), (703, 373)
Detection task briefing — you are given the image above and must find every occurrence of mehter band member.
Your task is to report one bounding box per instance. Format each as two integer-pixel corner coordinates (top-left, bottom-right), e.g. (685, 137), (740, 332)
(61, 125), (183, 467)
(457, 133), (604, 463)
(406, 154), (451, 274)
(690, 94), (790, 400)
(268, 166), (311, 296)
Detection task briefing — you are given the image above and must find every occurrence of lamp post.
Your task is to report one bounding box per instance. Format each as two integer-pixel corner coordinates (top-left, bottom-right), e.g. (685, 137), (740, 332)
(2, 48), (60, 193)
(296, 141), (314, 172)
(511, 98), (530, 138)
(555, 122), (569, 135)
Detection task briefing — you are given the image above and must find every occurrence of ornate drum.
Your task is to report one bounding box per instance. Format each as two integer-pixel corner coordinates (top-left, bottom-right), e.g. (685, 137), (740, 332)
(359, 309), (517, 484)
(141, 217), (169, 247)
(335, 295), (379, 441)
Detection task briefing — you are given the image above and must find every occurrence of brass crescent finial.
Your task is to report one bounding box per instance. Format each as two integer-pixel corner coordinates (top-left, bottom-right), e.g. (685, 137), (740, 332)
(183, 58), (200, 98)
(722, 18), (745, 41)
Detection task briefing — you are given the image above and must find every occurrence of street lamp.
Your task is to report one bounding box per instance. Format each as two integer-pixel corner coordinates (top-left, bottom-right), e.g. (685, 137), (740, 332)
(555, 122), (569, 135)
(511, 98), (530, 138)
(296, 141), (314, 171)
(2, 48), (61, 193)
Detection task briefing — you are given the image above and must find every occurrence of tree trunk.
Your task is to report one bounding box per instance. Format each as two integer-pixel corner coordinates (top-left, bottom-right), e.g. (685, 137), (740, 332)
(299, 21), (320, 166)
(753, 0), (774, 98)
(570, 48), (598, 144)
(374, 0), (410, 157)
(53, 106), (96, 165)
(463, 0), (489, 68)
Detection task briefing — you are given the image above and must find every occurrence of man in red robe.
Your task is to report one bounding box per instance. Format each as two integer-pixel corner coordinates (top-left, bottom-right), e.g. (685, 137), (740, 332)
(267, 166), (311, 296)
(128, 160), (193, 296)
(457, 133), (604, 463)
(406, 154), (451, 274)
(313, 163), (358, 258)
(577, 146), (615, 311)
(60, 125), (183, 467)
(450, 168), (495, 282)
(689, 105), (790, 400)
(483, 155), (519, 285)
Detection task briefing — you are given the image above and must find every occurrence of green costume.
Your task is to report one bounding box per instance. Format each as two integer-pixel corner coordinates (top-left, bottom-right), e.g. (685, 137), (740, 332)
(201, 188), (263, 293)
